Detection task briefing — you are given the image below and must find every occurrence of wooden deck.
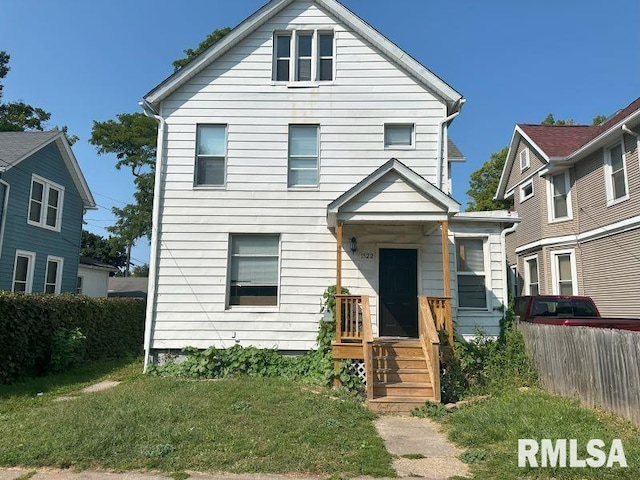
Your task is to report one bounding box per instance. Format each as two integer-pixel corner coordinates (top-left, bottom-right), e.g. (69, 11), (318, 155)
(332, 294), (452, 413)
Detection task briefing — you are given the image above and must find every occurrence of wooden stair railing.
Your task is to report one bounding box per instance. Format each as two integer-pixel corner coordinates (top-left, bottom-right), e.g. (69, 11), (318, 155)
(360, 296), (374, 401)
(418, 296), (441, 403)
(427, 296), (453, 345)
(335, 295), (365, 342)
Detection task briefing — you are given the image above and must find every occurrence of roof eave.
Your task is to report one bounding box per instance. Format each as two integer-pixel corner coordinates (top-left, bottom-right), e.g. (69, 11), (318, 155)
(144, 0), (464, 110)
(562, 108), (640, 164)
(495, 125), (551, 200)
(144, 0), (292, 107)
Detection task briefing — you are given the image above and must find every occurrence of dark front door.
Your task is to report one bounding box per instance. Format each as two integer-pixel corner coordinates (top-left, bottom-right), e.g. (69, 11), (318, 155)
(379, 248), (418, 337)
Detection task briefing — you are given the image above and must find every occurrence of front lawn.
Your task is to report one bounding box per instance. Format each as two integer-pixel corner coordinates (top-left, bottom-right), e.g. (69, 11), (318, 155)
(0, 358), (394, 477)
(441, 388), (640, 479)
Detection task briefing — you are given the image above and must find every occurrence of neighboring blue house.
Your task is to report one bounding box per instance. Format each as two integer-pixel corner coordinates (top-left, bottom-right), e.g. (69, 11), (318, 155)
(0, 131), (95, 293)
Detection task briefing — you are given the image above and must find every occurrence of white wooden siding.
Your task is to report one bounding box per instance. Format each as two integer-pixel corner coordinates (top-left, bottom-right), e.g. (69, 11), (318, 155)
(150, 0), (491, 351)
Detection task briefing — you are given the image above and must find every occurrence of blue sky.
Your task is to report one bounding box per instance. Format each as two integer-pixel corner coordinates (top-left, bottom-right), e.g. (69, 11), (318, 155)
(1, 0), (638, 265)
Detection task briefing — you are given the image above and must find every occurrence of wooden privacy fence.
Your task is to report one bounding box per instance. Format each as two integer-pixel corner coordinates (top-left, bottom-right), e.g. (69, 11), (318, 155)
(519, 322), (640, 427)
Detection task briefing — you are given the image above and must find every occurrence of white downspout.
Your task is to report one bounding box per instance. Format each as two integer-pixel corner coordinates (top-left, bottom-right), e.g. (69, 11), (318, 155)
(500, 220), (519, 314)
(436, 98), (465, 191)
(140, 100), (166, 373)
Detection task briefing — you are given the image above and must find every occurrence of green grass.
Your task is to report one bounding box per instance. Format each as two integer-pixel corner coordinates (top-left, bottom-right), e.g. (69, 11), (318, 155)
(442, 388), (640, 479)
(0, 358), (394, 477)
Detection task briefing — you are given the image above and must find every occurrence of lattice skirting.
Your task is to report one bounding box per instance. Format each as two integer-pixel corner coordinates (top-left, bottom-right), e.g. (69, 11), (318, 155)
(347, 359), (367, 385)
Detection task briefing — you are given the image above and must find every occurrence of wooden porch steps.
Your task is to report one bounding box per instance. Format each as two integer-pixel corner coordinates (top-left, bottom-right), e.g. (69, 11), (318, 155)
(367, 339), (436, 414)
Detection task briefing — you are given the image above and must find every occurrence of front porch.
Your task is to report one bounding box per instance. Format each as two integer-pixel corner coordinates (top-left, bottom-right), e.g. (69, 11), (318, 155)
(326, 160), (459, 412)
(331, 222), (455, 412)
(332, 292), (453, 414)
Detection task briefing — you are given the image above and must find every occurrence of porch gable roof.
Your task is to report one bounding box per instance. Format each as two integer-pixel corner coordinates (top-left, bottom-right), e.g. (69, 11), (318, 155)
(327, 159), (460, 227)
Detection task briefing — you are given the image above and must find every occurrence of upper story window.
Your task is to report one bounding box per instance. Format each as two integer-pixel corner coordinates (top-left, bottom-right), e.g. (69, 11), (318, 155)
(547, 171), (572, 222)
(288, 125), (319, 187)
(604, 141), (629, 204)
(520, 147), (530, 171)
(13, 250), (35, 293)
(456, 238), (488, 309)
(519, 180), (534, 203)
(195, 125), (227, 187)
(273, 31), (334, 83)
(229, 234), (280, 307)
(384, 124), (414, 149)
(28, 175), (64, 231)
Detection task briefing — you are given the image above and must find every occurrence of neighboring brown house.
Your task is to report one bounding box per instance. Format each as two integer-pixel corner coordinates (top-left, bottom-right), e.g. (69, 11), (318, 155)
(496, 97), (640, 317)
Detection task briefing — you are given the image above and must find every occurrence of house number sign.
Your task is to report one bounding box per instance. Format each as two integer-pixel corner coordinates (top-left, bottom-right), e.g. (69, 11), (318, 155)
(360, 252), (375, 260)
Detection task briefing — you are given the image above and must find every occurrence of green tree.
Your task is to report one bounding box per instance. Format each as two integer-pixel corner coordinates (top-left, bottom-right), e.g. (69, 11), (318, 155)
(0, 51), (77, 144)
(466, 147), (513, 212)
(90, 113), (157, 274)
(0, 51), (51, 132)
(90, 27), (231, 268)
(541, 113), (606, 127)
(80, 231), (127, 273)
(540, 113), (575, 126)
(131, 264), (150, 277)
(172, 27), (231, 71)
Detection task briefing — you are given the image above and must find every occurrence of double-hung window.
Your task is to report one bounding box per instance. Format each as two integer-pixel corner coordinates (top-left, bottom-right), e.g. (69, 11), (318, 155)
(604, 141), (628, 204)
(229, 235), (280, 306)
(195, 125), (227, 186)
(548, 171), (572, 221)
(523, 255), (539, 296)
(28, 176), (64, 231)
(12, 250), (35, 293)
(288, 125), (319, 187)
(274, 31), (334, 82)
(44, 256), (64, 294)
(456, 238), (487, 309)
(551, 250), (577, 295)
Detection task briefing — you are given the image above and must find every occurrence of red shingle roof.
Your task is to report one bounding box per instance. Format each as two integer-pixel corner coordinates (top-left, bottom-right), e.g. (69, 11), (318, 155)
(518, 97), (640, 159)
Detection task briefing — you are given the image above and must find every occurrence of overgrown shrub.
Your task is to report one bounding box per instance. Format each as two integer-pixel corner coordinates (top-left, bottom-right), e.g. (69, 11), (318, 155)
(150, 285), (366, 393)
(0, 293), (145, 383)
(439, 307), (538, 402)
(50, 327), (87, 373)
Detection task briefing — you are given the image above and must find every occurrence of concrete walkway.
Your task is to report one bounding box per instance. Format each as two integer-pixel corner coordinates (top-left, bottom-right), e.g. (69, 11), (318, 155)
(375, 416), (470, 479)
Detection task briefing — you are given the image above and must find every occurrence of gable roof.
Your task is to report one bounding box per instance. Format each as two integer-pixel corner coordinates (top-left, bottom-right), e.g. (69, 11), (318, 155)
(496, 97), (640, 199)
(143, 0), (463, 113)
(327, 158), (459, 226)
(0, 131), (95, 208)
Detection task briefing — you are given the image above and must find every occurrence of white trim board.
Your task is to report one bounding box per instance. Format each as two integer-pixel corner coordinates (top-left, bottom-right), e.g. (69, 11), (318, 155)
(515, 214), (640, 254)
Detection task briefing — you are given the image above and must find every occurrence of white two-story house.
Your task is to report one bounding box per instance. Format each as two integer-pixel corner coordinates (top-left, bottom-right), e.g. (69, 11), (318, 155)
(141, 0), (517, 408)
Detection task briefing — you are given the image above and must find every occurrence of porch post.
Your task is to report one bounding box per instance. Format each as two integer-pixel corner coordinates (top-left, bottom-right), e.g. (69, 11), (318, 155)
(440, 220), (454, 342)
(335, 222), (343, 341)
(440, 220), (450, 298)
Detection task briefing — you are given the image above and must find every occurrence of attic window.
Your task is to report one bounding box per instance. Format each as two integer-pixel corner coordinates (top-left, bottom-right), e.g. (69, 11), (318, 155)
(519, 148), (530, 171)
(273, 31), (334, 83)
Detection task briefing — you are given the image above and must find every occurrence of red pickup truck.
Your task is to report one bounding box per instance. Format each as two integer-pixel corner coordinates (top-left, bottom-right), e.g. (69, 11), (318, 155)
(515, 295), (640, 332)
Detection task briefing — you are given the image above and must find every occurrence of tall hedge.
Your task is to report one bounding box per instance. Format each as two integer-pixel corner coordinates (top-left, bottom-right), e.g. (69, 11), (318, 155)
(0, 293), (145, 384)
